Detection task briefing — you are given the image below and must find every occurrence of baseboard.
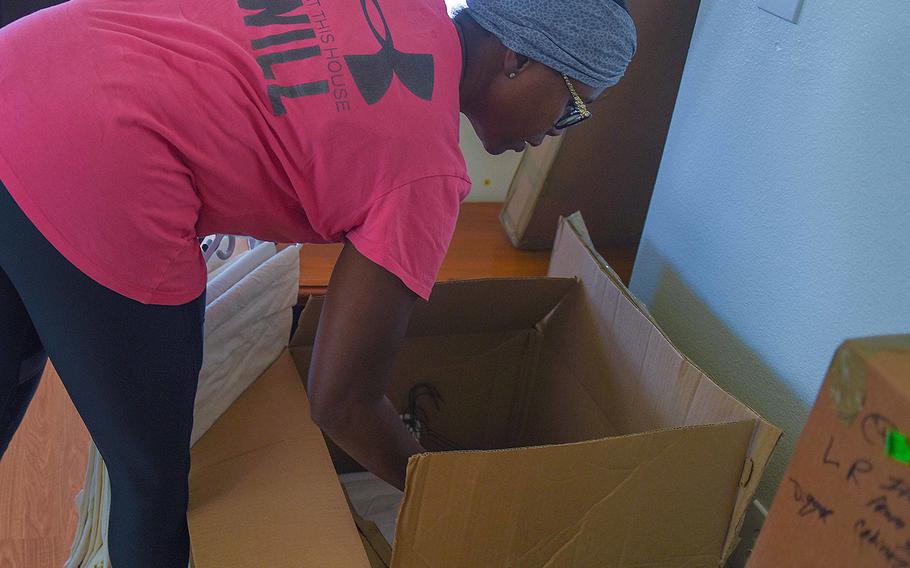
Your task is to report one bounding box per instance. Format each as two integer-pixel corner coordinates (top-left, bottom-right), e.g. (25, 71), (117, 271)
(726, 500), (768, 568)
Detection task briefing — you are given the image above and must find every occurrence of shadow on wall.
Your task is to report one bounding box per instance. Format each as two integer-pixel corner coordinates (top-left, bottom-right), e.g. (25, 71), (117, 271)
(633, 238), (809, 507)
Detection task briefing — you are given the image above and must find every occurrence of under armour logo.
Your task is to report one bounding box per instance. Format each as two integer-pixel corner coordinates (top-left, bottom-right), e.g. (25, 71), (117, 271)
(345, 0), (435, 105)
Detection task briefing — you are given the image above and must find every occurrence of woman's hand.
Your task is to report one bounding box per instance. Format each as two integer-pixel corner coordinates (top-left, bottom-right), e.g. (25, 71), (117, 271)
(306, 239), (426, 492)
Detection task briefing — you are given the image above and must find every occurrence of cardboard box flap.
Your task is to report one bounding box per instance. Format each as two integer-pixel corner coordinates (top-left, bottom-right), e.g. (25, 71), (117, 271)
(290, 277), (576, 348)
(750, 336), (910, 567)
(545, 212), (782, 561)
(391, 420), (756, 567)
(720, 410), (781, 558)
(188, 350), (370, 567)
(547, 211), (650, 315)
(545, 213), (777, 432)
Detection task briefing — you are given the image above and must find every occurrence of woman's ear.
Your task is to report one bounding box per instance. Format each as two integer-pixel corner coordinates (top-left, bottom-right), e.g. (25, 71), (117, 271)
(502, 49), (531, 78)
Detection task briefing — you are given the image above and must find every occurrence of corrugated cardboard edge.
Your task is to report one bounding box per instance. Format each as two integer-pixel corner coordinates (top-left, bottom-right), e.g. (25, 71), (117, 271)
(829, 335), (910, 424)
(187, 349), (370, 567)
(509, 325), (547, 448)
(393, 420), (756, 567)
(550, 212), (783, 563)
(391, 454), (429, 567)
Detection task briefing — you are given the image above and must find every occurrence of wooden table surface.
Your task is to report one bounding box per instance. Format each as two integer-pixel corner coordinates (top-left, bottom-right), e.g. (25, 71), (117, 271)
(294, 203), (635, 299)
(0, 202), (637, 566)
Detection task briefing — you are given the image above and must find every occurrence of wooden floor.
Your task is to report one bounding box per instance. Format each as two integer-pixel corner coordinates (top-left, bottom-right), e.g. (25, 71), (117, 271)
(0, 362), (88, 567)
(0, 203), (637, 566)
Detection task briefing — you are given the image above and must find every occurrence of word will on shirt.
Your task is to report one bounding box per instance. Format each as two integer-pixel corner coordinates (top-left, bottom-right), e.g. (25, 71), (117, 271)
(236, 0), (435, 116)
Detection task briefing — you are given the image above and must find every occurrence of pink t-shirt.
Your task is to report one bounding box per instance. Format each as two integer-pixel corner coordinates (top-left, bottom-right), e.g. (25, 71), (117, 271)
(0, 0), (471, 305)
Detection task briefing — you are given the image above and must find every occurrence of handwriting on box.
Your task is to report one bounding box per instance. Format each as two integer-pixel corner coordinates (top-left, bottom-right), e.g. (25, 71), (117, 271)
(783, 409), (910, 567)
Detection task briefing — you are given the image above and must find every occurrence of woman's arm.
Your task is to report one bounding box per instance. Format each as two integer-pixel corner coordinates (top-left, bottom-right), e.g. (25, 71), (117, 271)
(306, 238), (426, 492)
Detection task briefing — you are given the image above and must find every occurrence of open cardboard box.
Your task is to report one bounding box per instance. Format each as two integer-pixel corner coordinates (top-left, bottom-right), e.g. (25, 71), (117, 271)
(187, 213), (781, 567)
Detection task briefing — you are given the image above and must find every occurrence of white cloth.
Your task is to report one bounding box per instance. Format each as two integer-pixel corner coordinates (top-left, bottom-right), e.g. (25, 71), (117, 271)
(65, 244), (301, 568)
(205, 241), (276, 306)
(192, 244), (300, 445)
(339, 471), (404, 547)
(66, 446), (111, 568)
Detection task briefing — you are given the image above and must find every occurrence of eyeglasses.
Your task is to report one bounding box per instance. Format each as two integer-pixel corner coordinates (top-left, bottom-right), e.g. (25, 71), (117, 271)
(554, 74), (592, 130)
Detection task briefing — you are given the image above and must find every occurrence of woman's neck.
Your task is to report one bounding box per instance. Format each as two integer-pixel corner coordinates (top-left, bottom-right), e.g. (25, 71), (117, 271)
(452, 13), (494, 116)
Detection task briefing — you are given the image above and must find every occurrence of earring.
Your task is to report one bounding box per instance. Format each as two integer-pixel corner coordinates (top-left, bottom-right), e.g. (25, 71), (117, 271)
(508, 72), (516, 79)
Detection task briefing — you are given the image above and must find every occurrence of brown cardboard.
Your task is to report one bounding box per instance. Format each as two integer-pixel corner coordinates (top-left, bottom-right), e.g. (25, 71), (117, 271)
(187, 213), (780, 567)
(542, 215), (782, 561)
(187, 350), (371, 567)
(394, 422), (755, 566)
(749, 336), (910, 568)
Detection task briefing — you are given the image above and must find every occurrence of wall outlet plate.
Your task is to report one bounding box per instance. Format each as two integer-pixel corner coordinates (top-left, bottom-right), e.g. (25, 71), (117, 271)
(726, 500), (769, 568)
(758, 0), (804, 24)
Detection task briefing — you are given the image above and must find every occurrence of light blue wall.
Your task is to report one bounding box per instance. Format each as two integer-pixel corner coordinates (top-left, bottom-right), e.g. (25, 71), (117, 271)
(630, 0), (910, 505)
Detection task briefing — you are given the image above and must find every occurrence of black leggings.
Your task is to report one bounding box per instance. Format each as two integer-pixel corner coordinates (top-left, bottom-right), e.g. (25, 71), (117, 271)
(0, 179), (205, 566)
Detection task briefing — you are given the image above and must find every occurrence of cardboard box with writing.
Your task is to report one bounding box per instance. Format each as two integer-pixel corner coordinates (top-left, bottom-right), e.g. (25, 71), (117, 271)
(750, 336), (910, 568)
(187, 213), (780, 567)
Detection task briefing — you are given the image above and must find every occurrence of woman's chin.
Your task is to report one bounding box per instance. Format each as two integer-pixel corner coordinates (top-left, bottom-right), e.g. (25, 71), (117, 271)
(478, 136), (501, 155)
(483, 138), (524, 155)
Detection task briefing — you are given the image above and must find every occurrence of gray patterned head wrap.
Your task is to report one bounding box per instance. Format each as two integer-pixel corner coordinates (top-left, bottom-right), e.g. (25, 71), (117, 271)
(464, 0), (637, 88)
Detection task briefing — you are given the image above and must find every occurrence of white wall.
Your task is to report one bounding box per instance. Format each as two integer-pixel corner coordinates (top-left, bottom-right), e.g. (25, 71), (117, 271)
(459, 115), (524, 202)
(630, 0), (910, 506)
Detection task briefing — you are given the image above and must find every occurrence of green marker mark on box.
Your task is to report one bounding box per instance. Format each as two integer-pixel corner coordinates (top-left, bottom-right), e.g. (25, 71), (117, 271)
(886, 431), (910, 464)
